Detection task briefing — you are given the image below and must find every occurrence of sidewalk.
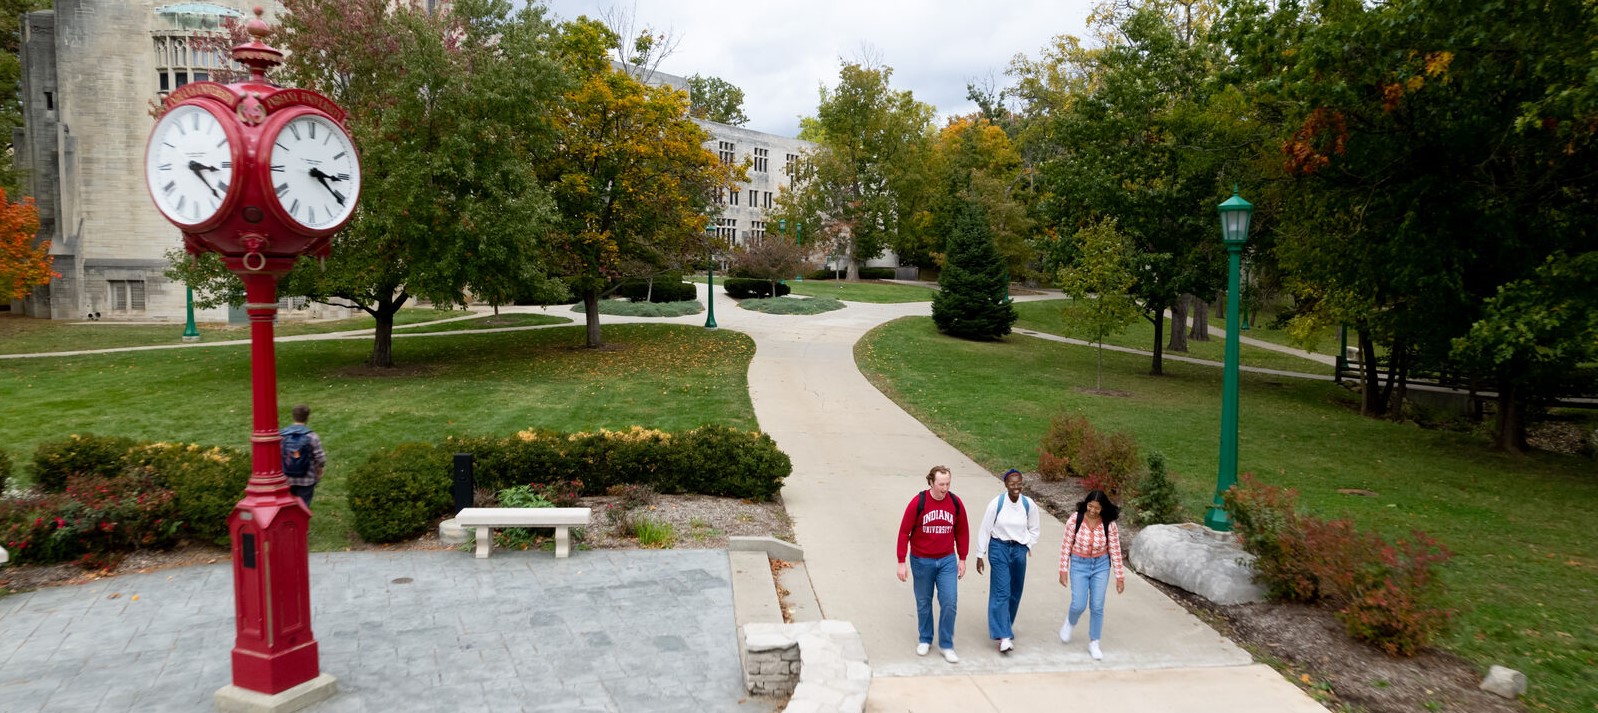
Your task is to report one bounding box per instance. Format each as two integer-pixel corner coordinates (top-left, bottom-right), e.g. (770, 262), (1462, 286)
(705, 285), (1328, 711)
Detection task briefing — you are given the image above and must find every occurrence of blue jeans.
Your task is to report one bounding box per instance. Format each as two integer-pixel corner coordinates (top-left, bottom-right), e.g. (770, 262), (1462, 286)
(910, 554), (959, 649)
(986, 539), (1027, 640)
(1068, 554), (1111, 641)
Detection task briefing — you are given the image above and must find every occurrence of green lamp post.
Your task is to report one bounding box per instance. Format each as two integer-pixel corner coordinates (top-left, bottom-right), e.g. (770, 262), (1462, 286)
(705, 231), (718, 330)
(182, 283), (201, 342)
(1204, 188), (1253, 532)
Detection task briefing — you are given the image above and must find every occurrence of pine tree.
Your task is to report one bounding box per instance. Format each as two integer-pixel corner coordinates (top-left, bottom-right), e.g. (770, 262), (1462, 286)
(1130, 451), (1182, 526)
(932, 202), (1016, 340)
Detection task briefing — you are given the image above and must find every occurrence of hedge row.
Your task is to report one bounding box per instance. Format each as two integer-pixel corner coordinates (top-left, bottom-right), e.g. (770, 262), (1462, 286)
(723, 278), (791, 299)
(348, 425), (791, 543)
(614, 277), (697, 303)
(2, 435), (251, 565)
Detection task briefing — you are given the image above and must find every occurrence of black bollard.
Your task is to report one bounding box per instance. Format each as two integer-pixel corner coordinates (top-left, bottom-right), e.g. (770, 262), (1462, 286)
(452, 453), (474, 512)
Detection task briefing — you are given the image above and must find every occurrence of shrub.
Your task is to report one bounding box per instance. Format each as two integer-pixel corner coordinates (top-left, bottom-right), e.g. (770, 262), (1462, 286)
(857, 267), (896, 280)
(129, 443), (250, 545)
(665, 425), (790, 500)
(606, 483), (658, 510)
(632, 517), (675, 548)
(32, 434), (138, 492)
(0, 475), (180, 566)
(349, 443), (452, 543)
(1224, 474), (1455, 655)
(1129, 452), (1182, 526)
(738, 295), (845, 315)
(1036, 413), (1141, 494)
(0, 448), (10, 493)
(615, 278), (697, 303)
(494, 484), (554, 550)
(528, 479), (584, 508)
(723, 277), (791, 299)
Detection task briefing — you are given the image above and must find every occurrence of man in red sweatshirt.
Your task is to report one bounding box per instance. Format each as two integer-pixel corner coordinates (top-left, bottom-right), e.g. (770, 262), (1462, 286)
(896, 465), (970, 663)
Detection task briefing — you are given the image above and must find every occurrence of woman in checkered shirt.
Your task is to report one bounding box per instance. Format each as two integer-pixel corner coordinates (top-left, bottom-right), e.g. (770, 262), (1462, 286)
(1056, 490), (1124, 660)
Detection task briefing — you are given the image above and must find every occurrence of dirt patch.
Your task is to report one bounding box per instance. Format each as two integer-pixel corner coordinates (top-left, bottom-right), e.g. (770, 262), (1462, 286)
(1004, 470), (1520, 713)
(334, 363), (437, 378)
(1073, 387), (1134, 398)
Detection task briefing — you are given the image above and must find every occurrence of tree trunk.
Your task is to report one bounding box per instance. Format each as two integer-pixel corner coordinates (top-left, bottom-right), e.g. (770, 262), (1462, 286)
(1149, 307), (1166, 376)
(1096, 341), (1104, 390)
(1357, 328), (1387, 417)
(1494, 377), (1527, 453)
(1189, 297), (1210, 341)
(583, 289), (603, 348)
(1167, 294), (1190, 353)
(1387, 344), (1409, 420)
(1214, 291), (1225, 319)
(365, 292), (407, 368)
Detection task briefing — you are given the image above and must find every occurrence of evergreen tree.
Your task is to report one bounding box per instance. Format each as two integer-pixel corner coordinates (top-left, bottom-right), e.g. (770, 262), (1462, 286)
(932, 202), (1016, 340)
(1130, 451), (1181, 526)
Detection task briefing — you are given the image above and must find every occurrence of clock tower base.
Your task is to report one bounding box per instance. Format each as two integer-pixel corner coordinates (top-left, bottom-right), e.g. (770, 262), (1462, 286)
(215, 673), (338, 713)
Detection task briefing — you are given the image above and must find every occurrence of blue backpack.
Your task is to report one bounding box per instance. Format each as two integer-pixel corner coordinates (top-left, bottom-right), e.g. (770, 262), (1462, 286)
(281, 425), (313, 476)
(990, 494), (1031, 526)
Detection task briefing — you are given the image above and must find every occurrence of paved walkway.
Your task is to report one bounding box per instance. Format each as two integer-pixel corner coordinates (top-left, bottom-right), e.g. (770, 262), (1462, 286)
(0, 551), (766, 713)
(2, 286), (1333, 711)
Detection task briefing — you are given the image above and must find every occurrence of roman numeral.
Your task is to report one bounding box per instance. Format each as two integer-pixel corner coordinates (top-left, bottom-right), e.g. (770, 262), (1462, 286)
(275, 142), (289, 152)
(275, 183), (289, 196)
(162, 181), (176, 195)
(191, 112), (201, 130)
(176, 195), (186, 211)
(306, 206), (316, 223)
(288, 124), (301, 141)
(289, 198), (300, 216)
(158, 163), (172, 171)
(308, 122), (316, 139)
(332, 151), (346, 160)
(215, 137), (227, 148)
(216, 181), (229, 193)
(221, 161), (232, 168)
(336, 173), (350, 181)
(271, 165), (284, 172)
(176, 123), (186, 136)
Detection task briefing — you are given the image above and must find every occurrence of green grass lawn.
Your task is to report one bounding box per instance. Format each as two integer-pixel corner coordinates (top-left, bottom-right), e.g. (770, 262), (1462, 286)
(856, 316), (1598, 712)
(0, 307), (467, 355)
(1013, 300), (1335, 375)
(1, 324), (756, 552)
(781, 279), (936, 303)
(395, 312), (571, 333)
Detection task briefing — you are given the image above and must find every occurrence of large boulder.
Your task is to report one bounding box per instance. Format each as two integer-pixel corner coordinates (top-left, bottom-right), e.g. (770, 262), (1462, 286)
(1479, 665), (1527, 699)
(1128, 523), (1266, 605)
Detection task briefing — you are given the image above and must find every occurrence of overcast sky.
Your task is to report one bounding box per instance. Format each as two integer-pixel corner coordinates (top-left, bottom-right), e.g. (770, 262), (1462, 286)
(529, 1), (1097, 137)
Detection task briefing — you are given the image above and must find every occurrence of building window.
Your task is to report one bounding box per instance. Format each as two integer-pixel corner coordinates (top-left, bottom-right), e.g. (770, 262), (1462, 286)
(716, 217), (737, 242)
(729, 188), (740, 207)
(764, 191), (773, 209)
(718, 141), (735, 165)
(746, 189), (757, 208)
(785, 153), (799, 176)
(108, 280), (147, 313)
(754, 147), (769, 172)
(751, 220), (766, 241)
(154, 34), (231, 94)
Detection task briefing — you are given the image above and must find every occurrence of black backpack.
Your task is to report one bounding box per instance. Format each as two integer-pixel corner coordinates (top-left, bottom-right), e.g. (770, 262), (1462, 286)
(281, 426), (313, 476)
(1068, 511), (1112, 550)
(913, 490), (964, 534)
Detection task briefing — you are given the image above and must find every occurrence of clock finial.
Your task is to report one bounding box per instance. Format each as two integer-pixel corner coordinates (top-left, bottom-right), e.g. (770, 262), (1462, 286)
(232, 6), (284, 83)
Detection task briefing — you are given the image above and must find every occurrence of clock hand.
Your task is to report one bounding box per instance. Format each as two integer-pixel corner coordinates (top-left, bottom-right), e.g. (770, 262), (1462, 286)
(307, 168), (347, 205)
(187, 160), (220, 199)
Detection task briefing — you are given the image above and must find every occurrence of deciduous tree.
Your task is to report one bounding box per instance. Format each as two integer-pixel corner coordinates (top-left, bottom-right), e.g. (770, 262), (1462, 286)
(0, 187), (49, 300)
(687, 74), (750, 126)
(1058, 217), (1143, 390)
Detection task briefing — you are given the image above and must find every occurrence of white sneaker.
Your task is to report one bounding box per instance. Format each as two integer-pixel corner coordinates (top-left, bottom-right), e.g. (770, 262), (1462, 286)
(916, 642), (930, 656)
(941, 648), (960, 663)
(998, 638), (1014, 654)
(1088, 640), (1103, 660)
(1058, 621), (1073, 644)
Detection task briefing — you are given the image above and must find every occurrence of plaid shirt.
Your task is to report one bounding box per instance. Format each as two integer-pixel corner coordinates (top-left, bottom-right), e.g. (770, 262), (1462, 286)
(1058, 512), (1125, 581)
(281, 427), (327, 487)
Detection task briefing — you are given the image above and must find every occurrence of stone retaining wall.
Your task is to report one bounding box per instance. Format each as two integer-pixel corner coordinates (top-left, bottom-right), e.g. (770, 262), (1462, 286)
(742, 620), (869, 713)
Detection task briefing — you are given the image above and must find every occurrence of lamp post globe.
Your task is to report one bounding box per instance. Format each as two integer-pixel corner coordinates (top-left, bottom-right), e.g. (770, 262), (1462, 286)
(1204, 189), (1253, 532)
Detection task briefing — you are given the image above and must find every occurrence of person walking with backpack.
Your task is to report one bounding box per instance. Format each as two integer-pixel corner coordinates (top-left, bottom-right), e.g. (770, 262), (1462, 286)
(1057, 489), (1125, 660)
(974, 469), (1041, 654)
(895, 465), (970, 663)
(280, 404), (327, 507)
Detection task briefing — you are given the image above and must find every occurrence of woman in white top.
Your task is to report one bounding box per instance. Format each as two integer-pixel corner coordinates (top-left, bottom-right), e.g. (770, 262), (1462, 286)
(974, 469), (1042, 654)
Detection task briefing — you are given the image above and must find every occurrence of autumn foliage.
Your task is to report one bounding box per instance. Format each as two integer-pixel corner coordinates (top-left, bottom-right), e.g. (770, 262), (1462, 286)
(0, 188), (51, 301)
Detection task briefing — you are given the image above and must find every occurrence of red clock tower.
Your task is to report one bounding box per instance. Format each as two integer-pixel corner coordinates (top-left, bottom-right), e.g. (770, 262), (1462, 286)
(145, 8), (359, 711)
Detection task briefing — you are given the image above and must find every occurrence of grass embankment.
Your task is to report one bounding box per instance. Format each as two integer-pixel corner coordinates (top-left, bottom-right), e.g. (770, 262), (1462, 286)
(0, 307), (473, 355)
(856, 316), (1597, 712)
(1013, 300), (1335, 375)
(1, 324), (757, 552)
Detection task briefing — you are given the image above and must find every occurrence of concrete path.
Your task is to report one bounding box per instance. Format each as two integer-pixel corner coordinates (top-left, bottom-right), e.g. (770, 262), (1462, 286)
(689, 286), (1328, 712)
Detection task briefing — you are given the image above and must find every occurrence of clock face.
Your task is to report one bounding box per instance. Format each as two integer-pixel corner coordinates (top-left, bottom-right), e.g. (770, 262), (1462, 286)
(262, 112), (361, 232)
(145, 103), (239, 229)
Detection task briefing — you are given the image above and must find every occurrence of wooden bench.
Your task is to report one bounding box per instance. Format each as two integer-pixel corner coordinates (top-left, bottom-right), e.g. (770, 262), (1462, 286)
(454, 507), (592, 559)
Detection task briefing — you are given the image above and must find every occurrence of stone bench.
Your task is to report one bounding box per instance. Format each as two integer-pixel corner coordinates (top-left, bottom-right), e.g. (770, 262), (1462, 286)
(743, 621), (870, 713)
(454, 507), (591, 559)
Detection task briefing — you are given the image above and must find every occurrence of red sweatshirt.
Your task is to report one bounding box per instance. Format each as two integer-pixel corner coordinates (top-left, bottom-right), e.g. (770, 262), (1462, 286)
(896, 490), (970, 562)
